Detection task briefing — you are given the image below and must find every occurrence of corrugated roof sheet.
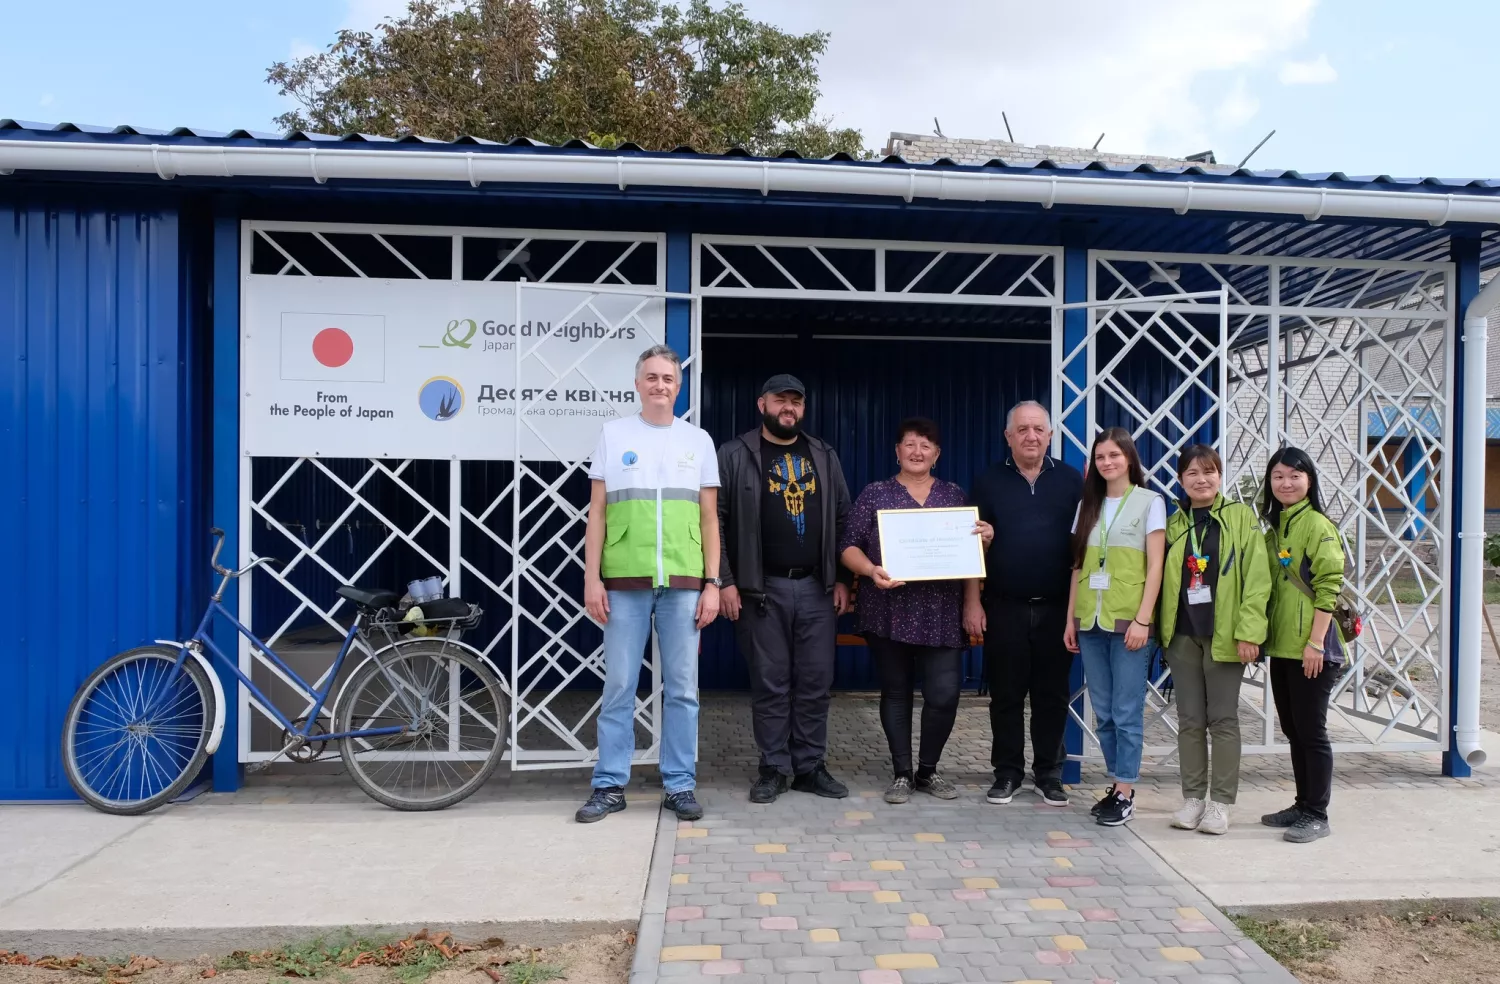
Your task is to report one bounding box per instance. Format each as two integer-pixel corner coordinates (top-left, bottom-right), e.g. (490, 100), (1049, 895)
(5, 119), (1500, 193)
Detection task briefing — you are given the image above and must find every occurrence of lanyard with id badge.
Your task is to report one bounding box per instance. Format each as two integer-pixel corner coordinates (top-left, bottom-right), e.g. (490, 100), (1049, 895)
(1185, 513), (1212, 605)
(1088, 487), (1134, 591)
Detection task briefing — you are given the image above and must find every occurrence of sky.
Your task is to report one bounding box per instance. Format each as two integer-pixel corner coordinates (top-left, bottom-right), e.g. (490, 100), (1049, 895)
(1, 0), (1496, 177)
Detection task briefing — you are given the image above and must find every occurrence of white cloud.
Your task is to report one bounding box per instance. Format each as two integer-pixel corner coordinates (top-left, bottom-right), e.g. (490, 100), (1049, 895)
(1279, 53), (1338, 84)
(342, 0), (414, 31)
(39, 93), (54, 107)
(288, 38), (320, 60)
(1215, 77), (1259, 129)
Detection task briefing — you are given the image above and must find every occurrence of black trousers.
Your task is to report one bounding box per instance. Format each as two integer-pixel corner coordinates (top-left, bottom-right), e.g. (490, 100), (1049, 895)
(867, 636), (963, 775)
(735, 575), (837, 776)
(1269, 656), (1337, 820)
(985, 598), (1073, 784)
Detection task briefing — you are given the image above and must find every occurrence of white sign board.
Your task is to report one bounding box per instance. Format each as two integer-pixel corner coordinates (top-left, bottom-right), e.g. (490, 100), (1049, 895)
(243, 278), (665, 460)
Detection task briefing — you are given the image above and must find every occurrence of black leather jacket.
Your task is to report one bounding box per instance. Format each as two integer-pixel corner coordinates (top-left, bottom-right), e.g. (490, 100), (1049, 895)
(716, 428), (853, 598)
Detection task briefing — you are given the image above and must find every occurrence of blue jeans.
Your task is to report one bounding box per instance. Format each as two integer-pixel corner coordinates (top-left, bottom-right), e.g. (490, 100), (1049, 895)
(1078, 628), (1151, 784)
(593, 588), (700, 794)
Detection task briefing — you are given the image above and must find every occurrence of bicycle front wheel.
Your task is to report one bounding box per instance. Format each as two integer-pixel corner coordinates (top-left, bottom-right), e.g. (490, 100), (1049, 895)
(336, 640), (507, 811)
(62, 646), (214, 815)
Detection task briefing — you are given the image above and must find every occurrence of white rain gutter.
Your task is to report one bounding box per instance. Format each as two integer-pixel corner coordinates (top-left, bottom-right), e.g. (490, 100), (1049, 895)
(5, 139), (1500, 226)
(1455, 279), (1500, 768)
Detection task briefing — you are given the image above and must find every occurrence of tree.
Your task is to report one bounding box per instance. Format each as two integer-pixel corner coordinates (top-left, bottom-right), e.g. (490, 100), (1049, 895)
(267, 0), (867, 158)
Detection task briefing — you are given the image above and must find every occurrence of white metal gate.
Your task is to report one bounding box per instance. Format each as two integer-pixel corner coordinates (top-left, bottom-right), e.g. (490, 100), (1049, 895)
(1056, 250), (1455, 756)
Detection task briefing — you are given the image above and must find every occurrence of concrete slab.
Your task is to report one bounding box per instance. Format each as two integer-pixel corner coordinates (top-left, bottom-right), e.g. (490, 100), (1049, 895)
(0, 797), (658, 956)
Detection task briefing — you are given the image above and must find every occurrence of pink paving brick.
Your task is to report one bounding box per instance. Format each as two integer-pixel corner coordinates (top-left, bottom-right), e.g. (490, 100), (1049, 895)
(748, 871), (784, 883)
(1046, 838), (1093, 848)
(834, 819), (862, 827)
(830, 880), (880, 892)
(906, 924), (945, 940)
(964, 841), (981, 849)
(701, 961), (743, 976)
(1047, 875), (1099, 888)
(1036, 949), (1076, 966)
(952, 888), (988, 901)
(1227, 945), (1250, 960)
(1081, 908), (1119, 921)
(1093, 979), (1118, 984)
(1175, 919), (1220, 933)
(858, 971), (902, 984)
(827, 851), (853, 862)
(673, 854), (689, 865)
(665, 906), (703, 921)
(677, 820), (693, 829)
(760, 916), (798, 930)
(959, 859), (977, 868)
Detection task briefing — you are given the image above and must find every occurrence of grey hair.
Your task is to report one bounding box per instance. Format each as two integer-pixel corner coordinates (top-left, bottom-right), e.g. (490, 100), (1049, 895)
(1006, 400), (1052, 430)
(635, 344), (682, 377)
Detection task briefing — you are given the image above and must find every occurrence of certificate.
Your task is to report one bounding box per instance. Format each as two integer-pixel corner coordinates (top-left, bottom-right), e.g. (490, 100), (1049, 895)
(876, 506), (987, 582)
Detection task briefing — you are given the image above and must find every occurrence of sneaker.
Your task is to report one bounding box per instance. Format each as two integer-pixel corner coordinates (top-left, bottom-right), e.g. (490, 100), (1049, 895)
(1260, 804), (1304, 828)
(985, 778), (1020, 804)
(1284, 814), (1331, 843)
(1090, 784), (1118, 817)
(1095, 789), (1135, 827)
(791, 762), (849, 799)
(575, 786), (626, 823)
(915, 772), (960, 800)
(884, 775), (913, 804)
(1035, 779), (1069, 807)
(749, 767), (789, 804)
(1198, 801), (1230, 835)
(1171, 797), (1207, 830)
(664, 790), (703, 821)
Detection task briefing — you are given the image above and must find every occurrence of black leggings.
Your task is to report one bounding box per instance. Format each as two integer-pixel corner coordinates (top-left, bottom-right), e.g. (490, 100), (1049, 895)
(867, 636), (963, 775)
(1269, 655), (1337, 821)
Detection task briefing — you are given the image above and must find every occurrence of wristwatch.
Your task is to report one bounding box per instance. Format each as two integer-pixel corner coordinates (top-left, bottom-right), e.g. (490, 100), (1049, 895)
(706, 577), (723, 588)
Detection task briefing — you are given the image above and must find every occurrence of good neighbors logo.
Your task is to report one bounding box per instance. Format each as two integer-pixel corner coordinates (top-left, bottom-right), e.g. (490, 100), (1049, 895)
(420, 317), (638, 354)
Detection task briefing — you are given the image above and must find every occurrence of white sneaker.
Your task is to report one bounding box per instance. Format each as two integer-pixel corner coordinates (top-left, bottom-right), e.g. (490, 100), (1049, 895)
(1171, 797), (1207, 830)
(1198, 800), (1230, 835)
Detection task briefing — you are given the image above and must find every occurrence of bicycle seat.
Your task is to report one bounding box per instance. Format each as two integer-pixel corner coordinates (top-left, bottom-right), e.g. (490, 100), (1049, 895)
(336, 585), (401, 610)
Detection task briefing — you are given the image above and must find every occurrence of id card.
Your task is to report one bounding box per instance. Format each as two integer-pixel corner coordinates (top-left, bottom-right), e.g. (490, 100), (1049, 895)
(1089, 571), (1111, 590)
(1187, 585), (1212, 605)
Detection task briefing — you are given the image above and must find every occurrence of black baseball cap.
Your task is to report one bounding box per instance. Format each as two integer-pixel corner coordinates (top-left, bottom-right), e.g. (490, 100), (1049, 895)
(761, 373), (806, 397)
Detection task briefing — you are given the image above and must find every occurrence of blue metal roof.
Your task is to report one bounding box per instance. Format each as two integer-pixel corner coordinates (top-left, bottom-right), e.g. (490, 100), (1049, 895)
(1366, 406), (1500, 440)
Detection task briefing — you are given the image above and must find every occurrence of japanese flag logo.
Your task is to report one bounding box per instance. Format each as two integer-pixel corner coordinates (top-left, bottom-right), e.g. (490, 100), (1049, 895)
(280, 312), (386, 382)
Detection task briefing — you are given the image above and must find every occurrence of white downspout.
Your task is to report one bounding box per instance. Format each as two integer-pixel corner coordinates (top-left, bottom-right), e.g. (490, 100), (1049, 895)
(1456, 276), (1500, 767)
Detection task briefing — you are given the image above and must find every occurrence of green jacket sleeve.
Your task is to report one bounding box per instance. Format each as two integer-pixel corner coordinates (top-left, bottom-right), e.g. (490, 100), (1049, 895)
(1235, 511), (1271, 645)
(1307, 522), (1345, 611)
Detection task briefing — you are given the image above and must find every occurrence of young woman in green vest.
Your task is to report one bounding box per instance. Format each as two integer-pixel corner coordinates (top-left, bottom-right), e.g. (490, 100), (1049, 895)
(1064, 427), (1166, 827)
(1158, 445), (1271, 835)
(1259, 446), (1346, 844)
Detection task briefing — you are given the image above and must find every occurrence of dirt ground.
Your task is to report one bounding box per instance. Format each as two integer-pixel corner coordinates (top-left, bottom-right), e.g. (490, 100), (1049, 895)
(1239, 909), (1500, 984)
(0, 932), (632, 984)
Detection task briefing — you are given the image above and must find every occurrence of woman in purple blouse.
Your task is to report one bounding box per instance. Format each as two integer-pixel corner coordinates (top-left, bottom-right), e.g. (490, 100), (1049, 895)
(840, 418), (994, 804)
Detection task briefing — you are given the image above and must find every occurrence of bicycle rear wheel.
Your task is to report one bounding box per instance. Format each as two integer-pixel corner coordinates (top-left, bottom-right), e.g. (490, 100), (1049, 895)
(336, 640), (507, 811)
(62, 646), (214, 815)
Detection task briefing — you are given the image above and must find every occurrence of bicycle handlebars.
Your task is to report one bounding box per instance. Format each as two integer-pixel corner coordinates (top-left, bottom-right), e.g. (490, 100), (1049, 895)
(210, 527), (280, 578)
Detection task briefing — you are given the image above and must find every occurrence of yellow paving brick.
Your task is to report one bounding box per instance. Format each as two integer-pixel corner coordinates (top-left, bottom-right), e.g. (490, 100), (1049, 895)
(1047, 830), (1069, 839)
(757, 893), (777, 906)
(808, 929), (840, 943)
(1028, 897), (1067, 911)
(1054, 935), (1087, 951)
(1161, 947), (1204, 962)
(962, 877), (999, 890)
(873, 890), (902, 903)
(874, 953), (939, 970)
(1053, 856), (1074, 868)
(870, 860), (905, 871)
(754, 843), (786, 853)
(845, 811), (874, 820)
(677, 828), (707, 838)
(670, 873), (689, 884)
(913, 832), (945, 843)
(1176, 906), (1205, 920)
(908, 913), (930, 927)
(660, 945), (721, 962)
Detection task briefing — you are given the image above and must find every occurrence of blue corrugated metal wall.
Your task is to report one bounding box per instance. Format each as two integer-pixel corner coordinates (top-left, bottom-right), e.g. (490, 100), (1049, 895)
(0, 197), (202, 799)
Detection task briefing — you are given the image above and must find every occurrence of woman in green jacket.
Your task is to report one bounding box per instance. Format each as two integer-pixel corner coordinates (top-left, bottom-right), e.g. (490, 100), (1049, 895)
(1159, 445), (1270, 836)
(1259, 446), (1346, 844)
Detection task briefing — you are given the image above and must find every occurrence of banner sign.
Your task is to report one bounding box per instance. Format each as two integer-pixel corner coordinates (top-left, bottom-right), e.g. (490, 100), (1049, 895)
(243, 278), (665, 461)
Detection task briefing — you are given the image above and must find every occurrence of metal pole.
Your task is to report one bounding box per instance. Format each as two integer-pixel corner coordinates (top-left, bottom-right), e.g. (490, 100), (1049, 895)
(510, 279), (524, 768)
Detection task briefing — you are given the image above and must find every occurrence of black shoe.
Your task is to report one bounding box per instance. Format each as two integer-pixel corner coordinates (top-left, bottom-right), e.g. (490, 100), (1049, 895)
(749, 768), (789, 804)
(1096, 789), (1135, 827)
(1284, 813), (1331, 843)
(915, 772), (960, 800)
(1260, 804), (1304, 828)
(575, 786), (626, 823)
(1035, 778), (1069, 807)
(1090, 784), (1117, 817)
(986, 778), (1019, 804)
(664, 790), (704, 821)
(790, 762), (849, 799)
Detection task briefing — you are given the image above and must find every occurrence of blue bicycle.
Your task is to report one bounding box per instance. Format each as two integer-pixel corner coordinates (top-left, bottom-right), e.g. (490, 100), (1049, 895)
(61, 528), (508, 814)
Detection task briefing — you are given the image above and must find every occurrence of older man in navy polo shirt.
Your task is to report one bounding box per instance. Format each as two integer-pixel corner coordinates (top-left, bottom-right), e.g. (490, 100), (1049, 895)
(964, 401), (1084, 807)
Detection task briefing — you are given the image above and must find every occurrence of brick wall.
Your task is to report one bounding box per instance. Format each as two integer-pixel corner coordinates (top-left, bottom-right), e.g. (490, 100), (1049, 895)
(883, 131), (1218, 169)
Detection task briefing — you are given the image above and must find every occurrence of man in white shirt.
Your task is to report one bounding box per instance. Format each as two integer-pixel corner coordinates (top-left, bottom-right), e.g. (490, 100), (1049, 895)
(577, 345), (721, 823)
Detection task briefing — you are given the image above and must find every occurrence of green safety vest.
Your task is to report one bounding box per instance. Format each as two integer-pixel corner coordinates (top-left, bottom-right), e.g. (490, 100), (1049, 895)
(1074, 487), (1161, 632)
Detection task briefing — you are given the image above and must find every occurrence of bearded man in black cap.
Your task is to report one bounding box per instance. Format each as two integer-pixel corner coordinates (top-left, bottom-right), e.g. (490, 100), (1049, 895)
(717, 374), (854, 802)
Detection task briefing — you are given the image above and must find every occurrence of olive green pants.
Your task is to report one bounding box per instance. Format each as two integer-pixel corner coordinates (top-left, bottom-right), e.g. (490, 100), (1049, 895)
(1164, 634), (1245, 804)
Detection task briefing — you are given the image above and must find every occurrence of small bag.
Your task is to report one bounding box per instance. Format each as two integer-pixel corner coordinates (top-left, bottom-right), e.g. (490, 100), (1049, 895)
(1273, 533), (1362, 642)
